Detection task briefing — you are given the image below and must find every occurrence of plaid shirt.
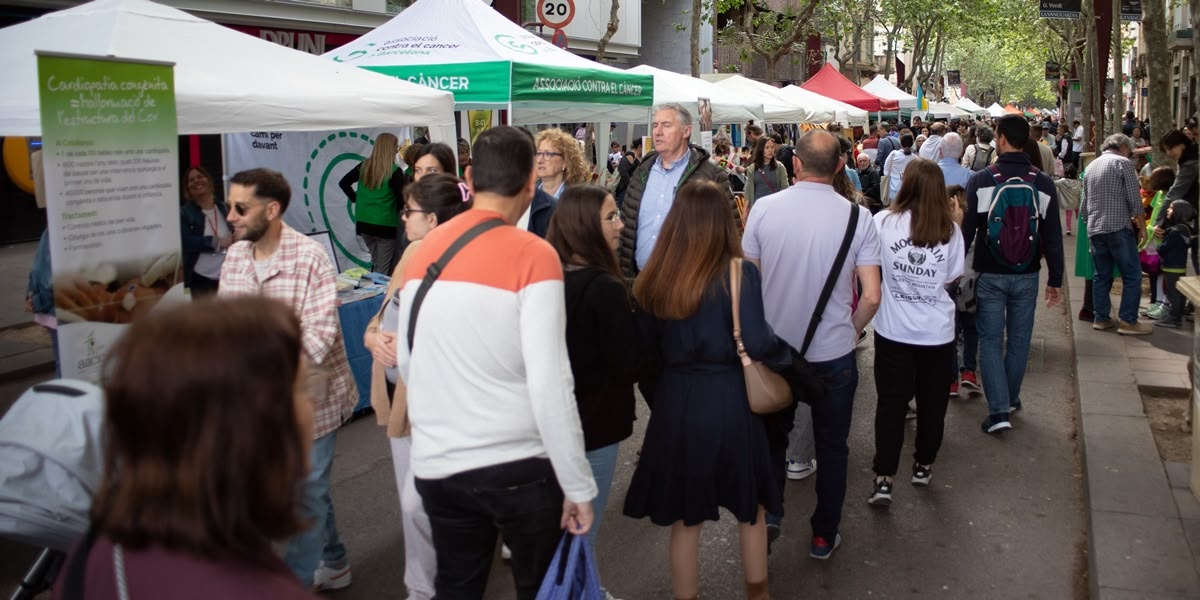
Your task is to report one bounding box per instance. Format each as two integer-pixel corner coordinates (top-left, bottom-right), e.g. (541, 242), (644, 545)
(219, 224), (356, 439)
(1081, 151), (1142, 236)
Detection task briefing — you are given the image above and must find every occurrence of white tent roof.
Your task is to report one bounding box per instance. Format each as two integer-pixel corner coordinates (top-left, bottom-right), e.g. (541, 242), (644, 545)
(778, 85), (868, 127)
(954, 97), (987, 114)
(324, 0), (653, 124)
(861, 75), (918, 110)
(986, 103), (1008, 118)
(0, 0), (456, 137)
(926, 102), (972, 119)
(626, 65), (764, 125)
(701, 74), (818, 124)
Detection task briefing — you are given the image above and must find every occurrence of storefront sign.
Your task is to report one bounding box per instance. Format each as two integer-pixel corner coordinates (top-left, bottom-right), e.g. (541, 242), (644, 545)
(1040, 0), (1081, 19)
(1121, 0), (1142, 21)
(224, 25), (360, 56)
(1046, 61), (1061, 81)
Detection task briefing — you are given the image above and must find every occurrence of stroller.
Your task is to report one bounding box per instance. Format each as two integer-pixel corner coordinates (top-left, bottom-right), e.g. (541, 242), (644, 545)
(0, 380), (105, 599)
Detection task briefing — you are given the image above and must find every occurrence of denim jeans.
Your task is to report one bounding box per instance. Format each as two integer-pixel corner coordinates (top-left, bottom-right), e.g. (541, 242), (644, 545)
(1090, 228), (1142, 324)
(284, 431), (348, 586)
(415, 457), (564, 600)
(975, 272), (1039, 417)
(585, 443), (619, 554)
(807, 351), (859, 541)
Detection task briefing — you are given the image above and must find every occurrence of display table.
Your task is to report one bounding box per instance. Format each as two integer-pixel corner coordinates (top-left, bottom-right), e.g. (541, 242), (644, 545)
(337, 289), (385, 413)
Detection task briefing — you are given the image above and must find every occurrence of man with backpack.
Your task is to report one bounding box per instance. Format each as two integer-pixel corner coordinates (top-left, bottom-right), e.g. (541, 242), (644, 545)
(874, 124), (901, 172)
(962, 115), (1065, 435)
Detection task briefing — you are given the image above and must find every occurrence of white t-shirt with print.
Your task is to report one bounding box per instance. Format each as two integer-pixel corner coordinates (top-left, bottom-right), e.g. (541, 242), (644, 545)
(872, 209), (964, 346)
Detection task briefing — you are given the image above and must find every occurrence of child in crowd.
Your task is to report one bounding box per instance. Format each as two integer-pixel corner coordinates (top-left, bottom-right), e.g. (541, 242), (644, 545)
(1054, 163), (1081, 236)
(1142, 166), (1177, 319)
(1156, 200), (1195, 328)
(946, 185), (979, 396)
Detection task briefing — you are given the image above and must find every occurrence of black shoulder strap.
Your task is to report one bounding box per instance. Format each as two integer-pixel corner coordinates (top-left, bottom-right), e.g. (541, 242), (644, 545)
(62, 528), (98, 600)
(406, 219), (505, 351)
(799, 203), (860, 357)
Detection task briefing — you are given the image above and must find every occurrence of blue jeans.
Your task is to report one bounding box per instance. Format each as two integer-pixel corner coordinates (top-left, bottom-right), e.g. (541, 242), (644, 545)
(975, 273), (1039, 417)
(585, 443), (619, 553)
(284, 432), (348, 586)
(1090, 228), (1143, 324)
(808, 352), (859, 540)
(954, 310), (978, 372)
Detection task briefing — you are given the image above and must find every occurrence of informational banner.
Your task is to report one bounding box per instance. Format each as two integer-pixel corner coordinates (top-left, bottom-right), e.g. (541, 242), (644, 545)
(37, 53), (182, 382)
(468, 110), (493, 143)
(1040, 0), (1081, 19)
(946, 70), (961, 86)
(224, 128), (410, 271)
(1120, 0), (1142, 20)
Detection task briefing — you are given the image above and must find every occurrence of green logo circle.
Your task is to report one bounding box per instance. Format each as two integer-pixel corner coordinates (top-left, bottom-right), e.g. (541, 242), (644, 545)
(494, 34), (539, 55)
(302, 132), (373, 270)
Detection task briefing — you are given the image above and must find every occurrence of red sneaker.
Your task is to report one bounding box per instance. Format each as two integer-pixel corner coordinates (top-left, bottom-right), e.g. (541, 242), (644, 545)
(949, 381), (959, 398)
(960, 370), (980, 391)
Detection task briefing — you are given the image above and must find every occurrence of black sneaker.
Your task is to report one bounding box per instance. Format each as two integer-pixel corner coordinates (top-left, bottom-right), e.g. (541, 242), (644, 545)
(1009, 401), (1023, 415)
(766, 522), (781, 555)
(981, 413), (1012, 434)
(911, 463), (932, 486)
(868, 477), (893, 507)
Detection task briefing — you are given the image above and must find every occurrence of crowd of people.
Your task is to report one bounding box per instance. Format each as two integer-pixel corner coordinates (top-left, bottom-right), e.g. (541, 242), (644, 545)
(39, 96), (1200, 600)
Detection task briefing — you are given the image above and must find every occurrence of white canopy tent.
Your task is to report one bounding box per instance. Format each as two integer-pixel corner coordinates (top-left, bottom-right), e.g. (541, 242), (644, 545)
(778, 85), (869, 127)
(986, 103), (1008, 118)
(701, 74), (823, 124)
(926, 102), (973, 119)
(626, 65), (764, 125)
(324, 0), (653, 126)
(861, 75), (918, 110)
(954, 97), (987, 115)
(0, 0), (457, 141)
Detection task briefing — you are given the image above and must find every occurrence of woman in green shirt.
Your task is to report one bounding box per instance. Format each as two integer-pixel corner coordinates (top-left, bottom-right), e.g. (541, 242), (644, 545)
(340, 132), (406, 273)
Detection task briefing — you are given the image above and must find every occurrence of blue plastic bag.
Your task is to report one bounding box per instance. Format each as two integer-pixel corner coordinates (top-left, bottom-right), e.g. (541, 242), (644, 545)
(534, 532), (604, 600)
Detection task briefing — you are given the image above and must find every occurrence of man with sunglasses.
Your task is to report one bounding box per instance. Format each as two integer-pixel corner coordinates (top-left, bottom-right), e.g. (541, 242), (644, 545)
(218, 168), (358, 592)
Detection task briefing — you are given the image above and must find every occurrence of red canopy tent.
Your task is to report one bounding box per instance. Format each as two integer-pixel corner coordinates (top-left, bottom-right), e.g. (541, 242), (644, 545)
(800, 63), (899, 112)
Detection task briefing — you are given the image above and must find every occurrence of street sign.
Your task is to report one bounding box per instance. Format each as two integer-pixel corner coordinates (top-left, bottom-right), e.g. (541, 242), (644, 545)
(537, 0), (575, 30)
(1121, 0), (1142, 21)
(947, 70), (960, 86)
(1040, 0), (1081, 19)
(1045, 61), (1061, 81)
(551, 27), (568, 49)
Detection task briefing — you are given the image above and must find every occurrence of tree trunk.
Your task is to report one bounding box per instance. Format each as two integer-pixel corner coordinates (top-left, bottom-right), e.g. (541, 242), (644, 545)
(1080, 6), (1094, 154)
(1142, 0), (1172, 160)
(765, 54), (779, 83)
(594, 0), (620, 64)
(1112, 0), (1124, 136)
(850, 16), (863, 84)
(690, 0), (702, 76)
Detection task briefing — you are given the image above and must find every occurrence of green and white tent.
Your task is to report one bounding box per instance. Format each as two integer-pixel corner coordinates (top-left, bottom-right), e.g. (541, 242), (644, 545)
(324, 0), (654, 124)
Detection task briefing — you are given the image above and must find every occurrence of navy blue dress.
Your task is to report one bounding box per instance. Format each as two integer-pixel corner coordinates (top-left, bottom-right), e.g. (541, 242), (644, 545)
(623, 260), (790, 526)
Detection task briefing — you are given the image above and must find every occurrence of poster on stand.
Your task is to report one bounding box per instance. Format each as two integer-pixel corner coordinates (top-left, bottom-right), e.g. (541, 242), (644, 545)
(225, 127), (410, 272)
(37, 52), (182, 382)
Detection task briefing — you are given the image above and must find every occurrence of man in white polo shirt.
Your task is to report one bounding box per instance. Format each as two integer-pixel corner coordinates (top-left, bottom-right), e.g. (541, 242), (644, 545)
(742, 130), (882, 560)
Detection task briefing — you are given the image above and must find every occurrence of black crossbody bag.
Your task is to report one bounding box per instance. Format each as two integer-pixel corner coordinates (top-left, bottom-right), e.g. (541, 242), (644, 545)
(406, 219), (505, 351)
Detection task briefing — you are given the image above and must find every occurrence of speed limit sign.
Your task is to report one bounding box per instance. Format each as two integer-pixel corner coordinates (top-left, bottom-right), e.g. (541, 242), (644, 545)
(537, 0), (575, 29)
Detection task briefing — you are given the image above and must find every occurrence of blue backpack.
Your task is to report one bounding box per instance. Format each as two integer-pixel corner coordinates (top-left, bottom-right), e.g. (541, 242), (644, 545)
(984, 165), (1042, 270)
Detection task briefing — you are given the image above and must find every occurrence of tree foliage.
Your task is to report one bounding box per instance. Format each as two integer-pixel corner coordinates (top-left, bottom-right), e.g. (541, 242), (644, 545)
(714, 0), (820, 81)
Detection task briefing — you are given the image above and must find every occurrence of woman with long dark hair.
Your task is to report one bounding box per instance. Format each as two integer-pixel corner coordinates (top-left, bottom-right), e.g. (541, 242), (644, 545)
(56, 297), (316, 598)
(339, 132), (406, 273)
(362, 173), (471, 600)
(544, 184), (638, 596)
(867, 159), (964, 507)
(624, 181), (790, 600)
(744, 135), (788, 208)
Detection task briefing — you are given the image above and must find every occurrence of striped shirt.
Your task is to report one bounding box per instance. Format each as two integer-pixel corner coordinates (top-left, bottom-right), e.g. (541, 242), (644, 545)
(219, 224), (356, 440)
(393, 209), (597, 503)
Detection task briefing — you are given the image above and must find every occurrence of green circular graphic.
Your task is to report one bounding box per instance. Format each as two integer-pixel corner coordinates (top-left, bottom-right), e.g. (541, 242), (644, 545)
(302, 133), (374, 270)
(494, 34), (539, 55)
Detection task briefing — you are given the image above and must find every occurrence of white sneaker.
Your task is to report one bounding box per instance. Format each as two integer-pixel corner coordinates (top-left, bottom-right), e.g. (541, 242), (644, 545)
(605, 592), (623, 600)
(313, 561), (352, 591)
(500, 543), (512, 560)
(786, 458), (818, 480)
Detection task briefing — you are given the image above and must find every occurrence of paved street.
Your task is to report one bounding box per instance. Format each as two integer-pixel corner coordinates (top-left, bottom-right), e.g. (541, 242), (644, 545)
(0, 266), (1087, 599)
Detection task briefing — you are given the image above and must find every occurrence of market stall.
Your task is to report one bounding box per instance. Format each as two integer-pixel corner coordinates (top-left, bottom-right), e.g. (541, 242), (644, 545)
(986, 103), (1008, 118)
(954, 97), (988, 115)
(862, 75), (918, 110)
(701, 74), (824, 124)
(800, 64), (900, 113)
(323, 0), (654, 126)
(777, 85), (869, 127)
(626, 65), (764, 125)
(926, 102), (974, 120)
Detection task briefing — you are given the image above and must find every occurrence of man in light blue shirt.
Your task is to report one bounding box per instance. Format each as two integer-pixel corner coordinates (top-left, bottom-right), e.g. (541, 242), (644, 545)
(937, 132), (972, 188)
(618, 103), (735, 277)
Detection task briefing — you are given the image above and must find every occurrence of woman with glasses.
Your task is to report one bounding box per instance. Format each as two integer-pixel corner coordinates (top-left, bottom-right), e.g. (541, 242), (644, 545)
(339, 132), (407, 273)
(523, 129), (589, 238)
(361, 173), (470, 600)
(623, 181), (790, 600)
(544, 185), (639, 598)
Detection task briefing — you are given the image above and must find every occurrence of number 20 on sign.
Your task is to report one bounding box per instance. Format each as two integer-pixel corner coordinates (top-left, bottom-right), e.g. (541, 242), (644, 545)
(538, 0), (574, 29)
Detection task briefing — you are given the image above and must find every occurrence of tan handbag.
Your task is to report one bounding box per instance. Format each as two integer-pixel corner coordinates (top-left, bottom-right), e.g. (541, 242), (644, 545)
(729, 258), (792, 415)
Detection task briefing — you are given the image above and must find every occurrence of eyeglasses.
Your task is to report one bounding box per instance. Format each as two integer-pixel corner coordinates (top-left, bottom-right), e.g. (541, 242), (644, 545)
(401, 207), (433, 218)
(536, 151), (564, 160)
(604, 212), (621, 224)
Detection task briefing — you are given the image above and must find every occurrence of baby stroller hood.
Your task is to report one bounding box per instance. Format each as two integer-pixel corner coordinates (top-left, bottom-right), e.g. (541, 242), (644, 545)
(0, 379), (104, 552)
